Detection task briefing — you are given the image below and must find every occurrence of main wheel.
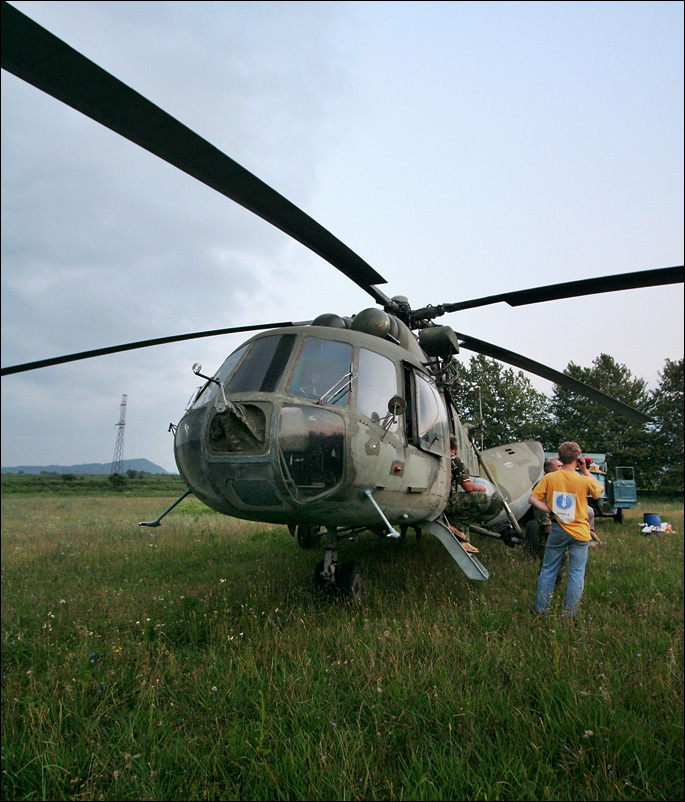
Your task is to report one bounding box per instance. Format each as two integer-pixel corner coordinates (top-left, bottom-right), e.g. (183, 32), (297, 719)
(335, 560), (364, 603)
(524, 520), (542, 555)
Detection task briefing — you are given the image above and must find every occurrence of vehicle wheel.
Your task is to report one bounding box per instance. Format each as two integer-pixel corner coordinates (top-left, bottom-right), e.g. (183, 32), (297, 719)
(297, 525), (319, 549)
(335, 560), (364, 603)
(613, 507), (624, 524)
(501, 526), (517, 548)
(524, 520), (542, 555)
(313, 560), (330, 594)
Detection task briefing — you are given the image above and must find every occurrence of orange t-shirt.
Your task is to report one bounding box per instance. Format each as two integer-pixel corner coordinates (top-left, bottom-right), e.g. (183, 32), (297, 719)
(532, 469), (603, 541)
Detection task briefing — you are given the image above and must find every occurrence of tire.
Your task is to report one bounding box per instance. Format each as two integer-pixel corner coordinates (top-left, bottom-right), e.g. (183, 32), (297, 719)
(313, 560), (330, 594)
(613, 507), (624, 524)
(335, 560), (364, 603)
(524, 520), (542, 555)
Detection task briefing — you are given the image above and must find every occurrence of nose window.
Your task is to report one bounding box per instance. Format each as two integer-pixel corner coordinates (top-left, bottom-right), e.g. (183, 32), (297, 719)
(278, 404), (345, 500)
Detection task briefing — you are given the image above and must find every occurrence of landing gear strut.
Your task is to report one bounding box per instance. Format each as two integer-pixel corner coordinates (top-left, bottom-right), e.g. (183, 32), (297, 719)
(312, 526), (364, 603)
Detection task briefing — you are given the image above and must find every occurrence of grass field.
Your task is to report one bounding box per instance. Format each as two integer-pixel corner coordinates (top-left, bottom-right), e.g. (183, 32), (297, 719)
(1, 492), (683, 801)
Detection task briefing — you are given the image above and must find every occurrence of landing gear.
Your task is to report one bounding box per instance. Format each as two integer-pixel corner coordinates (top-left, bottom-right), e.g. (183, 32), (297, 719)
(313, 559), (364, 602)
(613, 507), (624, 524)
(524, 520), (542, 555)
(500, 525), (518, 548)
(336, 560), (364, 603)
(312, 527), (364, 603)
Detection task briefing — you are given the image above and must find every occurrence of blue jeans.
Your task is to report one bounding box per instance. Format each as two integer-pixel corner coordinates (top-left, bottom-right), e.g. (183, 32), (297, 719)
(535, 521), (589, 617)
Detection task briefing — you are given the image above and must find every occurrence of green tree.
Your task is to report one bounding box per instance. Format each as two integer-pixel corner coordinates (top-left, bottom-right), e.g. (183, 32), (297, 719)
(451, 354), (553, 449)
(649, 358), (684, 493)
(107, 473), (127, 490)
(549, 353), (652, 487)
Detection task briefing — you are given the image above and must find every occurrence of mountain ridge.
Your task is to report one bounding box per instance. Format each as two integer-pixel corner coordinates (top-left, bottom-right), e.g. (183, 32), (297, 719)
(1, 459), (173, 475)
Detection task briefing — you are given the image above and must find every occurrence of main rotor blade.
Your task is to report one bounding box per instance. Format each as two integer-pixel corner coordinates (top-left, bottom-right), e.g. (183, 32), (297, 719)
(454, 332), (651, 423)
(443, 265), (684, 313)
(1, 2), (388, 302)
(0, 320), (310, 376)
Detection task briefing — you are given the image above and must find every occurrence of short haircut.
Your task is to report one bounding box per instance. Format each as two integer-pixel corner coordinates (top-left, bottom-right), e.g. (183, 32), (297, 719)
(449, 434), (458, 450)
(558, 441), (582, 465)
(543, 457), (558, 473)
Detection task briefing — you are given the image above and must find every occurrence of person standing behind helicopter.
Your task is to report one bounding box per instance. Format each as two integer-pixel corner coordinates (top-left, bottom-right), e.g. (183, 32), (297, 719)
(534, 456), (563, 535)
(528, 441), (603, 617)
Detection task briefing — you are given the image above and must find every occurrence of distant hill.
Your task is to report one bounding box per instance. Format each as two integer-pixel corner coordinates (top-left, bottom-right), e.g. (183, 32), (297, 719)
(1, 459), (173, 475)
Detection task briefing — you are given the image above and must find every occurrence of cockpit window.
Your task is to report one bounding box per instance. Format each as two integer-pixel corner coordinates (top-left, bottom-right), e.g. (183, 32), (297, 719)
(415, 371), (448, 455)
(225, 334), (297, 394)
(357, 348), (399, 429)
(287, 337), (353, 405)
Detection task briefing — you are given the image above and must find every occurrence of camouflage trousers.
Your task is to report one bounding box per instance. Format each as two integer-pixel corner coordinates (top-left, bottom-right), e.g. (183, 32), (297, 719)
(445, 489), (491, 527)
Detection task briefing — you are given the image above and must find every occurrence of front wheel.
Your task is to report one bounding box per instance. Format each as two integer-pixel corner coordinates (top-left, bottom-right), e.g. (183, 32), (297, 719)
(335, 560), (364, 604)
(613, 507), (624, 524)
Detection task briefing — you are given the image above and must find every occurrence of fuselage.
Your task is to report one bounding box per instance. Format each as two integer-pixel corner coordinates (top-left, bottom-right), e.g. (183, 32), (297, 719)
(174, 320), (455, 529)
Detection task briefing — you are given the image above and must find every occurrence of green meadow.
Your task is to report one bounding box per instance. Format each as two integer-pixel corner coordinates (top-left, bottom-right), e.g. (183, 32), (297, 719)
(1, 490), (683, 801)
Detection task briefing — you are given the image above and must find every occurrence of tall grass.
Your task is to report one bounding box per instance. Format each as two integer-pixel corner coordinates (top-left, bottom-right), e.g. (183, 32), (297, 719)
(2, 494), (682, 800)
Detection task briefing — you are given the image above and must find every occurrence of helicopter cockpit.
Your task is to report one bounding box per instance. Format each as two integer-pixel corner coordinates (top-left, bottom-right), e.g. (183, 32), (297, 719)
(174, 317), (452, 529)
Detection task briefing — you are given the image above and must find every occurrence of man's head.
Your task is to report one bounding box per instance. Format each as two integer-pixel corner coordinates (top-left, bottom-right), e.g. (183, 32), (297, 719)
(558, 441), (582, 465)
(544, 456), (562, 473)
(449, 434), (458, 454)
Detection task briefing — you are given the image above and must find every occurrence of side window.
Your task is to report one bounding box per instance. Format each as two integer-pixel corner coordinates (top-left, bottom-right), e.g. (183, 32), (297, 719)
(414, 371), (448, 455)
(287, 337), (353, 405)
(357, 348), (399, 429)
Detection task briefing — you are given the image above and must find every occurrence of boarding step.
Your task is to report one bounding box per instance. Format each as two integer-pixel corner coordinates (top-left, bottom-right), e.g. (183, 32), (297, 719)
(421, 519), (490, 581)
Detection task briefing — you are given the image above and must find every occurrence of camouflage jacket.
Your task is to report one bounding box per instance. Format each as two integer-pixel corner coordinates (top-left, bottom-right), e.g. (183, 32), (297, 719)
(451, 455), (470, 489)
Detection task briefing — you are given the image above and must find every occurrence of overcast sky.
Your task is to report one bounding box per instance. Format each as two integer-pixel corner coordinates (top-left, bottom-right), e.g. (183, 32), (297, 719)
(2, 0), (683, 473)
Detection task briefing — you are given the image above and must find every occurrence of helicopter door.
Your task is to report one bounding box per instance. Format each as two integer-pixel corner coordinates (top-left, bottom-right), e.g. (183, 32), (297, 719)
(401, 367), (450, 505)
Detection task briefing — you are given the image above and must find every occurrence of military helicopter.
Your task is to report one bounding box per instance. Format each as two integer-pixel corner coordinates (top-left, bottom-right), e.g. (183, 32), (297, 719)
(2, 2), (683, 600)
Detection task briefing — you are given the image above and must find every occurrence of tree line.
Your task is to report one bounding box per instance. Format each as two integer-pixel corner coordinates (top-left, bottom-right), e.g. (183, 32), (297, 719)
(451, 354), (683, 494)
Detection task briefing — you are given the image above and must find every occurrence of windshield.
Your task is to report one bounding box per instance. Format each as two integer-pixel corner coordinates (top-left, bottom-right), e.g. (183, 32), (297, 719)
(225, 334), (297, 394)
(287, 337), (353, 405)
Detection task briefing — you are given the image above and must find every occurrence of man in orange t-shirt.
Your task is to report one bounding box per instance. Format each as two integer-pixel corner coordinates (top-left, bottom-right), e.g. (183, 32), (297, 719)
(529, 441), (603, 617)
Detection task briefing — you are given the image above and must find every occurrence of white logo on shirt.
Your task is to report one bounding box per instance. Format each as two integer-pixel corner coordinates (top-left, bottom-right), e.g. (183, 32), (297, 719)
(552, 491), (577, 523)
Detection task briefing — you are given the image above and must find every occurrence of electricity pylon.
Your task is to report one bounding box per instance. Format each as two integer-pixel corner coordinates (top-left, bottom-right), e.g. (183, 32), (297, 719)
(111, 394), (127, 475)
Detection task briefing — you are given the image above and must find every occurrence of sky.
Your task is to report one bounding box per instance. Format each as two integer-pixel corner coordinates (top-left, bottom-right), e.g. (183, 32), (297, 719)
(2, 0), (683, 473)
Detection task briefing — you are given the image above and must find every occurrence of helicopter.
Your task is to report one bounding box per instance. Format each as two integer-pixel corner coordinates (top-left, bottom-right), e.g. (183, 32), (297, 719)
(2, 2), (683, 600)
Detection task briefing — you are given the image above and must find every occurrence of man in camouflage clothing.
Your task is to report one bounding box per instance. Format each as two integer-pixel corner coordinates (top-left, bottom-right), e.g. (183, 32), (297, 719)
(444, 435), (489, 531)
